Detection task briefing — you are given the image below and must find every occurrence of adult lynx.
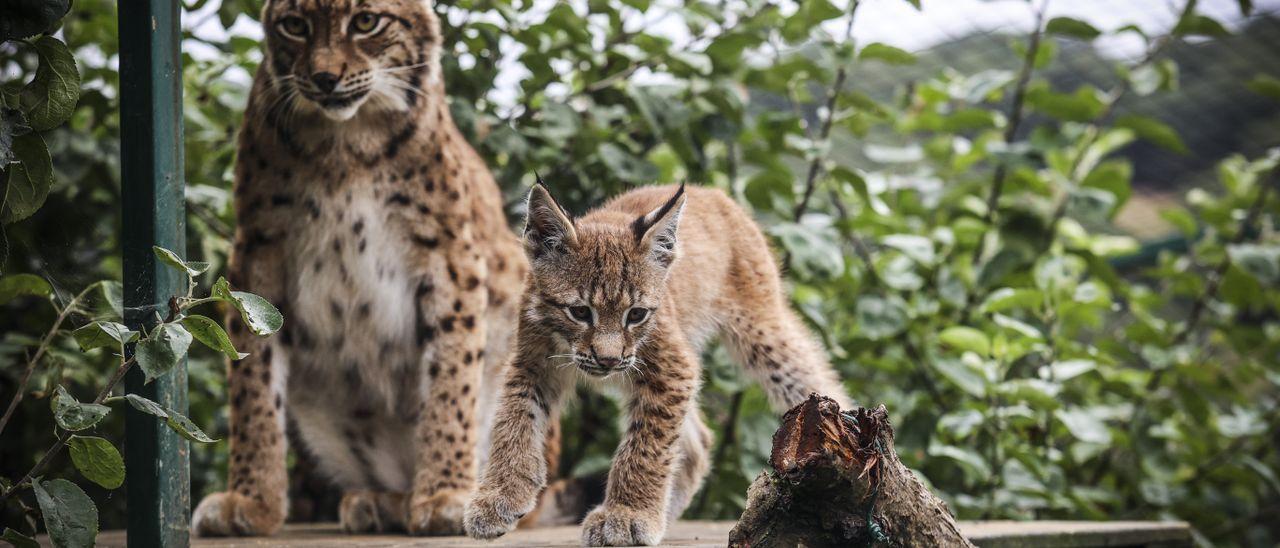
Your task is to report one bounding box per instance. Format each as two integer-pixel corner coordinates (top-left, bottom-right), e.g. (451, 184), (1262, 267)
(191, 0), (539, 537)
(465, 183), (850, 545)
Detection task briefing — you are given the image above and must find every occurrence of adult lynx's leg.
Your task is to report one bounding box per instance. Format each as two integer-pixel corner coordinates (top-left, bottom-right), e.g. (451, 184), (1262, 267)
(192, 317), (289, 536)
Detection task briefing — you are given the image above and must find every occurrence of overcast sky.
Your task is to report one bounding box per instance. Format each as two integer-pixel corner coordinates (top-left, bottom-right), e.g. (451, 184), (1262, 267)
(188, 0), (1279, 110)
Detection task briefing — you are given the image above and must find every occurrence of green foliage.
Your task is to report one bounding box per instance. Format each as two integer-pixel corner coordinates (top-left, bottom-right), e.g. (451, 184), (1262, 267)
(31, 478), (95, 548)
(1, 245), (270, 544)
(1, 31), (80, 224)
(67, 437), (123, 490)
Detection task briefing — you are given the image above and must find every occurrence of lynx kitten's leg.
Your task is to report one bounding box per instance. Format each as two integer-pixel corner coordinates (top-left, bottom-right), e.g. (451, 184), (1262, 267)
(722, 295), (851, 411)
(582, 325), (699, 547)
(465, 326), (571, 539)
(192, 316), (288, 537)
(665, 409), (713, 521)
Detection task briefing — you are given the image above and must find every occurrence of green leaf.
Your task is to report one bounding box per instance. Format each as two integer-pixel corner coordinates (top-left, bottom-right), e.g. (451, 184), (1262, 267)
(152, 246), (209, 277)
(1116, 115), (1187, 155)
(1081, 160), (1133, 214)
(0, 273), (52, 304)
(2, 131), (52, 224)
(68, 436), (124, 489)
(1, 528), (39, 548)
(854, 295), (908, 340)
(928, 444), (991, 478)
(1026, 84), (1105, 122)
(1056, 407), (1112, 444)
(992, 314), (1043, 341)
(0, 0), (71, 42)
(212, 277), (284, 336)
(1227, 244), (1280, 286)
(164, 408), (217, 443)
(1045, 17), (1101, 40)
(1246, 74), (1280, 102)
(781, 0), (841, 42)
(32, 478), (97, 548)
(930, 357), (986, 398)
(1066, 187), (1118, 224)
(182, 315), (247, 359)
(939, 326), (991, 356)
(597, 143), (658, 183)
(20, 36), (81, 132)
(0, 107), (31, 165)
(979, 288), (1042, 314)
(121, 393), (169, 419)
(1160, 207), (1198, 238)
(72, 321), (138, 352)
(1042, 359), (1097, 382)
(1237, 0), (1253, 15)
(51, 386), (109, 432)
(859, 43), (917, 65)
(881, 234), (935, 265)
(135, 322), (193, 383)
(1173, 14), (1229, 37)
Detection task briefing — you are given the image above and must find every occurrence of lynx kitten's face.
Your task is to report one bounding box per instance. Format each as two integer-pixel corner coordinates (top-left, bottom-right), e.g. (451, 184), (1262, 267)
(523, 185), (685, 377)
(262, 0), (440, 121)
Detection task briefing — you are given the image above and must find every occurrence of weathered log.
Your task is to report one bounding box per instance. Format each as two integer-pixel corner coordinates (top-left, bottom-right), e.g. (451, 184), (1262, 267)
(729, 395), (975, 548)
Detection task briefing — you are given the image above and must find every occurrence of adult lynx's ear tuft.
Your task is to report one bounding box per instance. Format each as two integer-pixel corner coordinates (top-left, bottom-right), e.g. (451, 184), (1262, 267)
(633, 184), (686, 269)
(523, 177), (577, 261)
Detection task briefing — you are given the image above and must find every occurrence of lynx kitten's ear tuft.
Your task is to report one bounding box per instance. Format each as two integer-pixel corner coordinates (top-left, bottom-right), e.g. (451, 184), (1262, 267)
(634, 184), (687, 268)
(524, 179), (577, 261)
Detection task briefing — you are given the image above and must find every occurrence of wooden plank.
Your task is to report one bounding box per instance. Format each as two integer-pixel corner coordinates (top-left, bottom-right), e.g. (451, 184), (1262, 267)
(963, 520), (1193, 547)
(80, 520), (1191, 547)
(117, 1), (189, 547)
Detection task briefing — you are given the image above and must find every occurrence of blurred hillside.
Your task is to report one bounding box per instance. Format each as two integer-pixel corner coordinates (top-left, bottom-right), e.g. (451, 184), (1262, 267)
(797, 13), (1280, 238)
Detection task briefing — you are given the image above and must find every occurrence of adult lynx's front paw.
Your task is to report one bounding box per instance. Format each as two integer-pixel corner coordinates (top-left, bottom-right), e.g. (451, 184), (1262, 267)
(407, 488), (469, 536)
(192, 491), (284, 537)
(581, 504), (666, 546)
(464, 488), (535, 539)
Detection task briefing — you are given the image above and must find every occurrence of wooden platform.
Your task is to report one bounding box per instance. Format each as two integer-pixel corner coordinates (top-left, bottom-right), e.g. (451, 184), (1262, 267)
(80, 520), (1191, 547)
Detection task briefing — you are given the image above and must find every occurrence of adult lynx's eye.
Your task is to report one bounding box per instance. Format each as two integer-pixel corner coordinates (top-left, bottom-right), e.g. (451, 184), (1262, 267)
(626, 307), (650, 325)
(567, 306), (593, 323)
(351, 12), (381, 34)
(278, 16), (309, 38)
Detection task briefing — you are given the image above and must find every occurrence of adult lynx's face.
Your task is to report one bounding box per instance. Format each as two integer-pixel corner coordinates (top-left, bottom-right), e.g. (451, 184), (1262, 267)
(262, 0), (441, 121)
(522, 183), (686, 377)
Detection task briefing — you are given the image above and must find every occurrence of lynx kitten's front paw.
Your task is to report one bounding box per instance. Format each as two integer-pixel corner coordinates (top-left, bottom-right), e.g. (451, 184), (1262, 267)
(464, 488), (535, 539)
(581, 504), (666, 546)
(192, 491), (284, 537)
(407, 489), (469, 536)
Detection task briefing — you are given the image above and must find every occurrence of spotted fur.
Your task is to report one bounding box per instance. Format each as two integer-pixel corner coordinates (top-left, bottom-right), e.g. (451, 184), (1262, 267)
(191, 0), (536, 537)
(464, 184), (851, 546)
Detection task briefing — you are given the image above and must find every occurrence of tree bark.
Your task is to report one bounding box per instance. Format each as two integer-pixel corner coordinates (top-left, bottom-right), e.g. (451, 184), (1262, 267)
(729, 395), (974, 548)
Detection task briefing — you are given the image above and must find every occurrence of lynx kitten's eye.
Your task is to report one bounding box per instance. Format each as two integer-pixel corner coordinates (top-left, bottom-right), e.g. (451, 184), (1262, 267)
(351, 12), (380, 33)
(567, 306), (593, 323)
(626, 308), (650, 325)
(278, 16), (309, 38)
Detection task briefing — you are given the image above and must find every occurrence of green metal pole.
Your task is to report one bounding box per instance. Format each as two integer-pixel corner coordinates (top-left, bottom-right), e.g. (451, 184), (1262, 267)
(118, 1), (189, 547)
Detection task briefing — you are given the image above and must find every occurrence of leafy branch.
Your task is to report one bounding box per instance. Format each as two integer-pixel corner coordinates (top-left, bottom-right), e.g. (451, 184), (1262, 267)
(0, 247), (282, 545)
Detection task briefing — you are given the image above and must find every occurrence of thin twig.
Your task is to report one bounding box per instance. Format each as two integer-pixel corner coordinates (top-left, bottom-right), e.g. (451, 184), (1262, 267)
(970, 0), (1051, 267)
(0, 285), (96, 438)
(0, 354), (137, 503)
(791, 1), (861, 222)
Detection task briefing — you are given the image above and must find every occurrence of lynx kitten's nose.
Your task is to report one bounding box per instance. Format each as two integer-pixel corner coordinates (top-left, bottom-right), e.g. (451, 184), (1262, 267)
(311, 72), (339, 93)
(595, 356), (622, 368)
